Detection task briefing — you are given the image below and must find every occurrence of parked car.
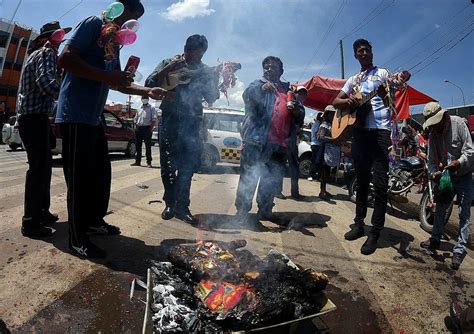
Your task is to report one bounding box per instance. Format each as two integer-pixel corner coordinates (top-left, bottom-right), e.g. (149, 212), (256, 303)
(201, 108), (244, 168)
(297, 128), (313, 178)
(2, 116), (22, 150)
(51, 110), (137, 157)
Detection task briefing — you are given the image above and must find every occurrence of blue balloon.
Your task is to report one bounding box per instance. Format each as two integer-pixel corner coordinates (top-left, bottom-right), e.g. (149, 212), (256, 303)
(106, 2), (124, 20)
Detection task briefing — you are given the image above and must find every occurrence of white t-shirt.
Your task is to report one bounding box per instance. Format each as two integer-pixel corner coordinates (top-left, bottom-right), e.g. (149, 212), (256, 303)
(342, 66), (391, 130)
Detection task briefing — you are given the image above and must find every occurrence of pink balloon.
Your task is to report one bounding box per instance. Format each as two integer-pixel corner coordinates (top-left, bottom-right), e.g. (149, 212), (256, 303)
(50, 29), (65, 43)
(121, 19), (140, 32)
(115, 29), (137, 45)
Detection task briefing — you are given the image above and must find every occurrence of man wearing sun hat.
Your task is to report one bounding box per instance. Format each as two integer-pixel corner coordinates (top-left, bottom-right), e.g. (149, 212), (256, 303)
(420, 101), (473, 270)
(16, 21), (71, 238)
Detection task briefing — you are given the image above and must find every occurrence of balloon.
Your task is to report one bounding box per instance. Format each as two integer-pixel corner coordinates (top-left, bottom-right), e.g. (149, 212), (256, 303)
(105, 2), (124, 20)
(121, 19), (140, 32)
(50, 29), (65, 43)
(114, 29), (137, 45)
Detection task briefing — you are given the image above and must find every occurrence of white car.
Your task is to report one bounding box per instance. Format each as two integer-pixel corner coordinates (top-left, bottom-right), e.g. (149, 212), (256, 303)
(201, 108), (244, 168)
(2, 116), (22, 150)
(297, 128), (313, 178)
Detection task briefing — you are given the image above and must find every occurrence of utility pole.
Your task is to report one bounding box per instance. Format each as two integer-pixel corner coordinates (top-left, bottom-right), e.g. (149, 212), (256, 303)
(339, 40), (345, 79)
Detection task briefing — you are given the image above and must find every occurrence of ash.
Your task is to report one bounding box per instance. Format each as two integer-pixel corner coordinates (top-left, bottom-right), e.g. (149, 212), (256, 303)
(150, 241), (329, 333)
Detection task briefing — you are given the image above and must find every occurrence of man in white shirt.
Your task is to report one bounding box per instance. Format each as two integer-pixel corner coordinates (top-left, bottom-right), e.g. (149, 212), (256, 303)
(131, 97), (157, 167)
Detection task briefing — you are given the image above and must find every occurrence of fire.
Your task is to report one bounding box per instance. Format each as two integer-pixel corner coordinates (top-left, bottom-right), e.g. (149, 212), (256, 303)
(195, 280), (256, 313)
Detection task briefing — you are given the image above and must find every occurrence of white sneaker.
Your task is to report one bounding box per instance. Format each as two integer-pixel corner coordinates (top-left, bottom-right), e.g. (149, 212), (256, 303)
(307, 177), (313, 181)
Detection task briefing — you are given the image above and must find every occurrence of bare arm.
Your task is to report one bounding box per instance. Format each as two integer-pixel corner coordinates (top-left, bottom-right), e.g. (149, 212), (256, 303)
(58, 45), (132, 88)
(332, 90), (359, 109)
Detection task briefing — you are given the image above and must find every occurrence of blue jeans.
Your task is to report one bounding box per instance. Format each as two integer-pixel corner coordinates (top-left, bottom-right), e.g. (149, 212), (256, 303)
(432, 172), (472, 254)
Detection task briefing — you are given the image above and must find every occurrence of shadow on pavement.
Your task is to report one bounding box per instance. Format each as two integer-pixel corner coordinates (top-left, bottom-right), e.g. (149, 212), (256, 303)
(197, 164), (240, 175)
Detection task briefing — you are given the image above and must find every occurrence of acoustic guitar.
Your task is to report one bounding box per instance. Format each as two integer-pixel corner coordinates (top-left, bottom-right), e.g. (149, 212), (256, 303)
(161, 62), (241, 91)
(331, 86), (382, 141)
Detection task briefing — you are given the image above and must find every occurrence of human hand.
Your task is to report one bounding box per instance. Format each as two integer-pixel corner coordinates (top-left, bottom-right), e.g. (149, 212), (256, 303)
(346, 95), (359, 108)
(148, 87), (167, 100)
(105, 70), (133, 88)
(430, 171), (442, 181)
(261, 82), (275, 92)
(444, 160), (461, 171)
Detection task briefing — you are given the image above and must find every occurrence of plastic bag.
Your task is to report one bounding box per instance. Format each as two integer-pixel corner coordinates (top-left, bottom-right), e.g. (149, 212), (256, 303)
(438, 170), (454, 194)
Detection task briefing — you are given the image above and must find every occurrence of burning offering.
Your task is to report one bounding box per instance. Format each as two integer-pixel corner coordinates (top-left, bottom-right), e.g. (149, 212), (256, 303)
(150, 240), (330, 333)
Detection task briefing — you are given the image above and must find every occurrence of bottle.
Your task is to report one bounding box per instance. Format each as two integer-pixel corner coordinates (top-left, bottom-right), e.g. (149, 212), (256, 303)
(287, 90), (295, 109)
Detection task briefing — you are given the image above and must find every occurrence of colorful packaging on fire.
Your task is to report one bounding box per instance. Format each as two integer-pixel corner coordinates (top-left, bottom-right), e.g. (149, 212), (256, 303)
(150, 240), (329, 332)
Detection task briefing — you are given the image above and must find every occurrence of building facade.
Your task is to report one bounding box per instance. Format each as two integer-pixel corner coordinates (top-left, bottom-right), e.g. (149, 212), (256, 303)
(0, 18), (37, 124)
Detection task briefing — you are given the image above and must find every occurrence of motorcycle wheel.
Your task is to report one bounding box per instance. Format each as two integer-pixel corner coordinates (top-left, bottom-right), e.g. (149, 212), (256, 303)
(419, 191), (454, 233)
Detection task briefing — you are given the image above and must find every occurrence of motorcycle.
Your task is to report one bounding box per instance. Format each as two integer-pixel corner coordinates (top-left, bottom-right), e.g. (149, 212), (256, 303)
(347, 142), (453, 232)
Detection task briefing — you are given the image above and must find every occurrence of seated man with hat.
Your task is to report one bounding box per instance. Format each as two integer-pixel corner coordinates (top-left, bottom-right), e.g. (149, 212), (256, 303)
(420, 102), (474, 270)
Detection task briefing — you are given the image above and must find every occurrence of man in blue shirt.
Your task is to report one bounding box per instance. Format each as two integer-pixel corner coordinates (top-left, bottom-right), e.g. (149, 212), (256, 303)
(56, 0), (166, 259)
(333, 38), (410, 255)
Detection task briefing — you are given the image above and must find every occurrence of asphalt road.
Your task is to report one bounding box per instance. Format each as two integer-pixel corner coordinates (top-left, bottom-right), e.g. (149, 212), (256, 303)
(0, 144), (472, 333)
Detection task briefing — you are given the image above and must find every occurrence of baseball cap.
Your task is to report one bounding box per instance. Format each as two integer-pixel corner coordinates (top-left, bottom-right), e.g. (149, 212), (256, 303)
(422, 102), (447, 129)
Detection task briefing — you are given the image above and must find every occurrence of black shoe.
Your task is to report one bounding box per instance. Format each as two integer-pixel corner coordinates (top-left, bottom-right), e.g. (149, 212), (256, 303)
(257, 210), (273, 221)
(41, 211), (59, 225)
(290, 193), (306, 201)
(87, 220), (121, 235)
(175, 209), (198, 225)
(344, 225), (364, 241)
(361, 232), (379, 255)
(319, 192), (331, 201)
(451, 252), (465, 270)
(161, 206), (174, 220)
(130, 162), (140, 166)
(21, 224), (56, 237)
(275, 193), (286, 199)
(147, 163), (152, 168)
(69, 239), (106, 259)
(420, 238), (440, 251)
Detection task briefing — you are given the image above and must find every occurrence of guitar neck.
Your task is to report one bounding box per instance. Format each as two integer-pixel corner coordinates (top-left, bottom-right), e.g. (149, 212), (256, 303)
(360, 88), (379, 105)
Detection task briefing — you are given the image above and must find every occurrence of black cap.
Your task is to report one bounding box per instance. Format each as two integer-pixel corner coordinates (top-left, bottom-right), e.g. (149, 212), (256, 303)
(34, 21), (72, 41)
(119, 0), (145, 18)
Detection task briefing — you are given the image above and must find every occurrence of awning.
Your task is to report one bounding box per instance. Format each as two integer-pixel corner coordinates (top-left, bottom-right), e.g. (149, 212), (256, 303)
(293, 75), (436, 120)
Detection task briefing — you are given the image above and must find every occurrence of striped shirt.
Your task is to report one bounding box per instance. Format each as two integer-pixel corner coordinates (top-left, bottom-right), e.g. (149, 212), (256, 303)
(16, 45), (60, 116)
(342, 66), (391, 130)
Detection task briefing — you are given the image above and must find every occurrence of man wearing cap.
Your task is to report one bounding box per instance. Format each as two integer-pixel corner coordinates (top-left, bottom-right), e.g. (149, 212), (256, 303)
(333, 38), (410, 255)
(145, 34), (220, 225)
(56, 0), (166, 258)
(16, 21), (71, 238)
(420, 102), (473, 269)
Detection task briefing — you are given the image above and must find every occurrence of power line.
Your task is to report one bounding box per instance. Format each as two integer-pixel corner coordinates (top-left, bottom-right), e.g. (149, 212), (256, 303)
(57, 0), (83, 20)
(406, 19), (473, 72)
(382, 3), (471, 67)
(316, 0), (394, 76)
(411, 26), (474, 75)
(340, 0), (393, 41)
(297, 0), (347, 81)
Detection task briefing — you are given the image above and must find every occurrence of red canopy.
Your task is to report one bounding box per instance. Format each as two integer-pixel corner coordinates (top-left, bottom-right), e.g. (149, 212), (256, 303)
(293, 75), (436, 120)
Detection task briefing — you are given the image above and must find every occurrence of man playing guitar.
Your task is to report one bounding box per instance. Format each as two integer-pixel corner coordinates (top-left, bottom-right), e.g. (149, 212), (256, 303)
(145, 35), (220, 224)
(333, 39), (410, 255)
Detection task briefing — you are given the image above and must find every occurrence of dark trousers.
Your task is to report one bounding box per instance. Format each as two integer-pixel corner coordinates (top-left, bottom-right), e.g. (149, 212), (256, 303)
(352, 128), (391, 233)
(159, 122), (201, 211)
(18, 114), (52, 225)
(60, 123), (111, 244)
(310, 144), (324, 178)
(287, 143), (300, 195)
(135, 125), (152, 164)
(235, 143), (286, 213)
